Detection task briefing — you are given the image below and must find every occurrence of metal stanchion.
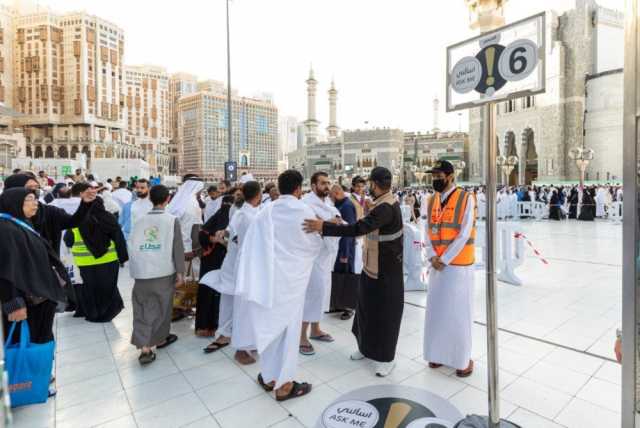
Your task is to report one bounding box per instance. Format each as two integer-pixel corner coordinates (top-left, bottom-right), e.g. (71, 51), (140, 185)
(483, 102), (501, 427)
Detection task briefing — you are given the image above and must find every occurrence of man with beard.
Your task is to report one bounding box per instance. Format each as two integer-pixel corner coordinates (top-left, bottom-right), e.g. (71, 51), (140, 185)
(119, 178), (153, 240)
(303, 167), (404, 377)
(299, 172), (341, 356)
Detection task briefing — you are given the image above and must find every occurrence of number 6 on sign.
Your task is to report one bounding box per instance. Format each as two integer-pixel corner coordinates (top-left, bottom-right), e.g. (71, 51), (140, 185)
(498, 39), (539, 82)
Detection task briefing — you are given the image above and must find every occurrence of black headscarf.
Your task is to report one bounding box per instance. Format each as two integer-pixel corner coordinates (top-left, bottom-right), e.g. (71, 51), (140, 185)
(202, 197), (233, 234)
(4, 173), (34, 189)
(0, 188), (68, 303)
(77, 197), (123, 258)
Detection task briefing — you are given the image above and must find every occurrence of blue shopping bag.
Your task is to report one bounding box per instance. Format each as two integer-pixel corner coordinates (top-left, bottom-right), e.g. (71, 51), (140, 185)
(4, 320), (55, 407)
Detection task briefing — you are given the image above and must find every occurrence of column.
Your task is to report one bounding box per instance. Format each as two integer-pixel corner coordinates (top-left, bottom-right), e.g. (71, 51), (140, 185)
(519, 130), (527, 185)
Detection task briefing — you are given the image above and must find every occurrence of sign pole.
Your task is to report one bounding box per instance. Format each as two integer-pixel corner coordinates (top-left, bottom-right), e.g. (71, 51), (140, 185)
(484, 101), (500, 428)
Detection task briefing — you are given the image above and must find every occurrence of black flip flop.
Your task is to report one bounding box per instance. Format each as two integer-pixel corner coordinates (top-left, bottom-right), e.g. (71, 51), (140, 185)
(156, 334), (178, 349)
(203, 341), (230, 354)
(257, 373), (275, 392)
(276, 381), (312, 402)
(139, 351), (156, 365)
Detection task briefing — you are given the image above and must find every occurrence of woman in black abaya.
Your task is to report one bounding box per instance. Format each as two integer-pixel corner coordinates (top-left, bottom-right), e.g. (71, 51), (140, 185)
(64, 194), (128, 322)
(0, 188), (68, 345)
(568, 188), (579, 219)
(194, 194), (233, 337)
(578, 188), (596, 221)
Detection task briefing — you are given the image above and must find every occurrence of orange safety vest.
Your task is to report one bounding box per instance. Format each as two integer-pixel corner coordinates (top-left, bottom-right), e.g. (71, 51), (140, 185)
(428, 188), (476, 266)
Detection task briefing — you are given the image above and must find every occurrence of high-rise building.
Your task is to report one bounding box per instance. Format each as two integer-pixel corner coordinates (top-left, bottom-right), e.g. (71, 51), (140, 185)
(168, 72), (197, 175)
(177, 91), (278, 181)
(0, 3), (17, 123)
(15, 10), (132, 163)
(278, 115), (298, 160)
(124, 65), (170, 174)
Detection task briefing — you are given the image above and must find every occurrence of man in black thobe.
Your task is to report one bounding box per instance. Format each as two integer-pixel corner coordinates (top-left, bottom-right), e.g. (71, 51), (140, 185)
(304, 166), (403, 377)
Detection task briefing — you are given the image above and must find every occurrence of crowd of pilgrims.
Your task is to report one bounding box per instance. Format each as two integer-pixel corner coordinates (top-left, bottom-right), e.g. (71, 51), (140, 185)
(0, 163), (619, 404)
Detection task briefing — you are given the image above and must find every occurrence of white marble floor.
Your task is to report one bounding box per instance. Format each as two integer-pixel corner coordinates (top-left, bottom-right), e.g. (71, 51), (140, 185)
(12, 219), (623, 428)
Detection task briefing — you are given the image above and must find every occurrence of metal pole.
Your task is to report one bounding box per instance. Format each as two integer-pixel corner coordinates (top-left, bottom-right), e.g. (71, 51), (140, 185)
(621, 0), (638, 425)
(226, 0), (233, 164)
(484, 101), (500, 428)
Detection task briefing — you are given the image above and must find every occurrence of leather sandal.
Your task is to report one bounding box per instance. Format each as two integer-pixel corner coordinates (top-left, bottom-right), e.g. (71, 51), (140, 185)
(456, 360), (474, 378)
(276, 381), (312, 402)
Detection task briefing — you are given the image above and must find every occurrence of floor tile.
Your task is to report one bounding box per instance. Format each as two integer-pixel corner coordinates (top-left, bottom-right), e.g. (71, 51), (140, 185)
(479, 347), (540, 376)
(94, 414), (138, 428)
(133, 392), (209, 428)
(456, 360), (518, 392)
(278, 383), (341, 427)
(555, 398), (620, 428)
(522, 361), (590, 396)
(57, 391), (132, 428)
(56, 355), (117, 387)
(508, 408), (565, 428)
(118, 357), (180, 389)
(56, 371), (124, 410)
(501, 377), (573, 420)
(301, 351), (366, 382)
(182, 357), (245, 390)
(125, 372), (193, 411)
(12, 399), (55, 428)
(576, 377), (620, 413)
(449, 386), (517, 419)
(269, 417), (306, 427)
(181, 415), (222, 428)
(399, 368), (467, 398)
(593, 361), (621, 385)
(541, 348), (604, 376)
(214, 394), (290, 428)
(196, 373), (264, 413)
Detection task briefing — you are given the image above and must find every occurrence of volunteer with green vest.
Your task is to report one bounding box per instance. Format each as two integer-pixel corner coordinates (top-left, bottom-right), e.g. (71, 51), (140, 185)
(64, 182), (128, 322)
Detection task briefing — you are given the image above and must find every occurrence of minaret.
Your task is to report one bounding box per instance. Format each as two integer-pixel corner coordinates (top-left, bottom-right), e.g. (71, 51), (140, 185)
(326, 78), (339, 139)
(304, 66), (319, 145)
(432, 95), (440, 133)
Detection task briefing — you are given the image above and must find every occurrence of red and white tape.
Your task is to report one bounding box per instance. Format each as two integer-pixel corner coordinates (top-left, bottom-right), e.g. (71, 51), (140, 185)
(513, 232), (549, 265)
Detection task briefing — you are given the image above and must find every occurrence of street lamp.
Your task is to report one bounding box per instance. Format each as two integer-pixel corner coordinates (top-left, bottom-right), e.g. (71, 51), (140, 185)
(568, 146), (595, 188)
(224, 0), (234, 181)
(496, 154), (518, 186)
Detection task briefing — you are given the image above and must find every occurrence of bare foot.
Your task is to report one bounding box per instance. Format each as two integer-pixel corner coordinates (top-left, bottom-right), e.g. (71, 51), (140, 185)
(235, 350), (256, 365)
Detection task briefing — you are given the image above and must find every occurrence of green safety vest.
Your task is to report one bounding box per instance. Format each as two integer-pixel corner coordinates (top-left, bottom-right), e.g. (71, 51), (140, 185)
(71, 228), (118, 267)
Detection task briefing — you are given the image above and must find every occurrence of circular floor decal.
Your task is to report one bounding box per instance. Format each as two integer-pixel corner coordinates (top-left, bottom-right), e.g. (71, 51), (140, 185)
(316, 385), (463, 428)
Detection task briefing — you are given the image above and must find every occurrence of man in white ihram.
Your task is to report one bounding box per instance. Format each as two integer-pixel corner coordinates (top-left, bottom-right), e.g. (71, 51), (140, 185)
(235, 170), (324, 401)
(299, 171), (341, 356)
(199, 181), (262, 365)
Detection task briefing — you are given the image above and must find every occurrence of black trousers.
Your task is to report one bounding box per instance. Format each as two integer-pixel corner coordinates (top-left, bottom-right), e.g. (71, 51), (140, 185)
(195, 284), (220, 331)
(3, 300), (57, 344)
(77, 261), (124, 322)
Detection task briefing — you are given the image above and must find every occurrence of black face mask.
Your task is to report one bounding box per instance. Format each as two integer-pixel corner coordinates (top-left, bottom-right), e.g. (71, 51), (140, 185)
(433, 178), (447, 193)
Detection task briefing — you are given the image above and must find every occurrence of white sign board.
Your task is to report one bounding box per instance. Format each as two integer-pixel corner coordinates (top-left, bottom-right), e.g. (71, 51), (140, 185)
(446, 12), (546, 112)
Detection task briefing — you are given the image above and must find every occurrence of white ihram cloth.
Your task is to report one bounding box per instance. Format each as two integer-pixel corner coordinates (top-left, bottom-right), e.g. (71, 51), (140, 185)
(168, 180), (204, 252)
(199, 203), (259, 340)
(204, 196), (222, 223)
(301, 192), (341, 322)
(112, 188), (132, 208)
(234, 195), (323, 387)
(423, 186), (476, 370)
(401, 207), (425, 291)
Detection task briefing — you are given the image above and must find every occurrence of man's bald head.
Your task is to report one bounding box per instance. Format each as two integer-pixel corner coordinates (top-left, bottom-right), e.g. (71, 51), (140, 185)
(330, 184), (346, 202)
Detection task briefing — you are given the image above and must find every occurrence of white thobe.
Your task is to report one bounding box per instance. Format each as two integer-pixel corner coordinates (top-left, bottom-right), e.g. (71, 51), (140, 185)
(595, 189), (606, 217)
(130, 198), (153, 232)
(301, 193), (341, 322)
(424, 187), (476, 370)
(235, 195), (324, 387)
(509, 194), (518, 218)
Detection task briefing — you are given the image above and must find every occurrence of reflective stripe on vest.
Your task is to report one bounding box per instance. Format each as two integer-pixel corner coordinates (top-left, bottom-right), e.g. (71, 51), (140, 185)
(366, 229), (403, 242)
(71, 228), (118, 266)
(429, 189), (477, 266)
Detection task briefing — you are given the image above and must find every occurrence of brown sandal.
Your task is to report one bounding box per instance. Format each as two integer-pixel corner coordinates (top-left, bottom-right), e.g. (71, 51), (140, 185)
(428, 362), (443, 369)
(456, 360), (474, 378)
(276, 381), (312, 402)
(235, 351), (256, 365)
(257, 373), (275, 392)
